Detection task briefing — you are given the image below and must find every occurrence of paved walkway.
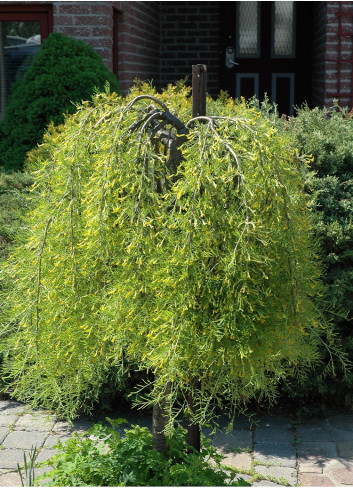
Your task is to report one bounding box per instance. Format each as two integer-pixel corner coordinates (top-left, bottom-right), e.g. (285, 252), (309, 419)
(0, 399), (352, 486)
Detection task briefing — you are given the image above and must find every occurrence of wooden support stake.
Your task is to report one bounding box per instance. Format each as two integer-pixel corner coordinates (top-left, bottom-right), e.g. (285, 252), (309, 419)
(192, 64), (207, 118)
(187, 64), (207, 452)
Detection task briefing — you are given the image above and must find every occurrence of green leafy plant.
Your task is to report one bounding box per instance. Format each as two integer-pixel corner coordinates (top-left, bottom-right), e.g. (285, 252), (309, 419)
(0, 83), (346, 450)
(36, 419), (249, 486)
(0, 32), (120, 172)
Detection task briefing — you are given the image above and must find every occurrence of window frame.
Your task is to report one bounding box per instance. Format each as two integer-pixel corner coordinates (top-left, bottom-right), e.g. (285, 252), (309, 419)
(0, 4), (53, 119)
(271, 1), (296, 59)
(235, 1), (261, 59)
(0, 4), (53, 39)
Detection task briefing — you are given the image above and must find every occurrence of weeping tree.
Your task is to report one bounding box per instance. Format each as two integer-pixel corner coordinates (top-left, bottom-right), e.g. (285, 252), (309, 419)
(0, 81), (344, 454)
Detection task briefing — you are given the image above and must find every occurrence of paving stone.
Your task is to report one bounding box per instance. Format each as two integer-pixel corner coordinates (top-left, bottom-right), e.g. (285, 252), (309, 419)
(14, 413), (56, 432)
(330, 415), (353, 432)
(297, 424), (338, 442)
(0, 448), (32, 469)
(255, 427), (294, 444)
(299, 461), (324, 473)
(213, 429), (252, 451)
(34, 466), (53, 487)
(0, 415), (19, 428)
(329, 466), (353, 485)
(36, 449), (56, 464)
(202, 426), (214, 439)
(297, 441), (338, 461)
(254, 443), (296, 467)
(216, 414), (254, 431)
(233, 472), (252, 483)
(254, 465), (297, 485)
(54, 418), (93, 435)
(0, 428), (10, 444)
(51, 420), (71, 433)
(252, 481), (284, 486)
(3, 430), (47, 449)
(0, 470), (22, 485)
(299, 473), (335, 486)
(0, 401), (26, 415)
(43, 433), (71, 448)
(219, 451), (252, 470)
(338, 441), (353, 459)
(257, 416), (292, 429)
(133, 416), (153, 432)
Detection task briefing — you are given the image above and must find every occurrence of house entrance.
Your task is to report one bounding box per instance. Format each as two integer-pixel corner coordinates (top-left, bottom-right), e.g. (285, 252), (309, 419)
(220, 1), (313, 115)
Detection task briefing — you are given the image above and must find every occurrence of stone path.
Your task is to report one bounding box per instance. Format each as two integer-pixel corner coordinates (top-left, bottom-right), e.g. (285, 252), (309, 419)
(0, 399), (352, 486)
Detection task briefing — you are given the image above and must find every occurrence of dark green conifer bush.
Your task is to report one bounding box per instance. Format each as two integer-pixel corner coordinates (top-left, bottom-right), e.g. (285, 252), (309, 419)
(0, 32), (120, 172)
(261, 103), (353, 412)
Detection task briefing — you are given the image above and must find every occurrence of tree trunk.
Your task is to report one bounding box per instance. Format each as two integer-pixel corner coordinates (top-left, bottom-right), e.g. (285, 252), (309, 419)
(152, 380), (171, 456)
(187, 380), (201, 452)
(0, 24), (7, 120)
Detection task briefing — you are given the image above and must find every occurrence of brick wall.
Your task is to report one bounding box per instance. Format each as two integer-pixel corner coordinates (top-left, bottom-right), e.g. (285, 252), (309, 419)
(112, 1), (160, 93)
(320, 1), (353, 108)
(11, 1), (220, 96)
(6, 1), (353, 108)
(312, 2), (328, 107)
(159, 1), (220, 97)
(52, 1), (160, 94)
(53, 2), (114, 69)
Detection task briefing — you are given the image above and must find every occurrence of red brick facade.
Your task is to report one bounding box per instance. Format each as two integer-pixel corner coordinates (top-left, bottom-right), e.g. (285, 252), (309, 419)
(312, 2), (328, 107)
(159, 2), (220, 96)
(324, 2), (353, 107)
(51, 1), (160, 94)
(2, 1), (353, 108)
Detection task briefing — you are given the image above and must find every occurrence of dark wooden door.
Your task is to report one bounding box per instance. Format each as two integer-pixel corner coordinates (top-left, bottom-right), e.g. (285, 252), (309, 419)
(220, 1), (313, 115)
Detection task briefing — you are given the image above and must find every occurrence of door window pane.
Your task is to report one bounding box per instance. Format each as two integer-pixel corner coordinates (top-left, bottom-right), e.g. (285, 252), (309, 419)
(236, 2), (260, 58)
(0, 21), (41, 119)
(272, 73), (295, 115)
(272, 1), (295, 57)
(236, 73), (259, 100)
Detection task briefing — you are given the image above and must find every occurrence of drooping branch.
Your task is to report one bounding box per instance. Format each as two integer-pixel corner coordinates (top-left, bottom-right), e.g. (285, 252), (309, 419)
(187, 116), (253, 265)
(128, 102), (189, 175)
(128, 94), (169, 113)
(35, 217), (52, 350)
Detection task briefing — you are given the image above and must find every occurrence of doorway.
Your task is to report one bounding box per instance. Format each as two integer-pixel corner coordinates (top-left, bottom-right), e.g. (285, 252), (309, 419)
(219, 2), (313, 115)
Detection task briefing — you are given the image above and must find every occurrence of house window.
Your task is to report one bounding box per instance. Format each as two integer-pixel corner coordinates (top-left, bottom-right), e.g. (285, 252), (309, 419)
(0, 5), (53, 119)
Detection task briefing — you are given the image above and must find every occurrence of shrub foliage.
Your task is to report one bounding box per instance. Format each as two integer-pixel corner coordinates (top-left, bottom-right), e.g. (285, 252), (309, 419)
(0, 172), (33, 261)
(0, 32), (119, 172)
(36, 419), (249, 486)
(278, 104), (353, 410)
(0, 83), (343, 424)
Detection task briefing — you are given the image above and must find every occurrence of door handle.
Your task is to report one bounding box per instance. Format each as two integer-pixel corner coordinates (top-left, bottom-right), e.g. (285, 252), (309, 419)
(225, 46), (239, 68)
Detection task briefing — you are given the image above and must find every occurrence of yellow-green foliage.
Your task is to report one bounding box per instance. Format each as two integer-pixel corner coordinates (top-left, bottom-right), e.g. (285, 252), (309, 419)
(0, 83), (341, 421)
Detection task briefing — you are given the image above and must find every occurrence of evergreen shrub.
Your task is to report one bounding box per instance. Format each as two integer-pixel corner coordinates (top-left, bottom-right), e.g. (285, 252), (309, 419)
(262, 103), (353, 412)
(0, 32), (120, 172)
(0, 82), (343, 423)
